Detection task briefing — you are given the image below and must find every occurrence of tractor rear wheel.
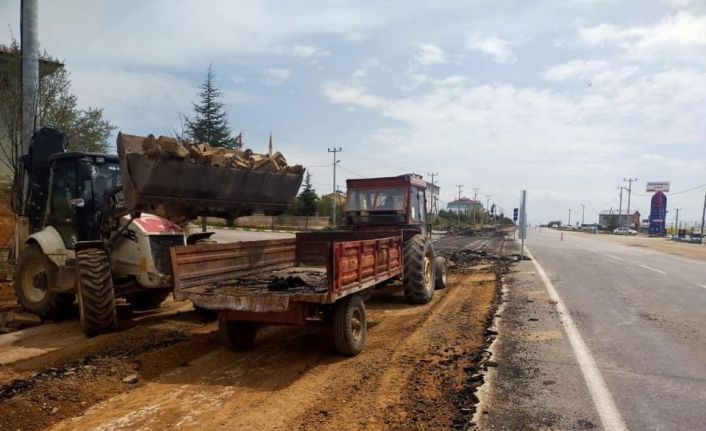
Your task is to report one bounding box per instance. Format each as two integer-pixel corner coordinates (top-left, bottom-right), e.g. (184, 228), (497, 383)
(76, 247), (117, 337)
(403, 234), (436, 304)
(14, 244), (74, 318)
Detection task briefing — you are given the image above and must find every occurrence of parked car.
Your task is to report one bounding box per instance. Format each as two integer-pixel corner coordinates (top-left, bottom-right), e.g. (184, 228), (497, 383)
(613, 227), (638, 235)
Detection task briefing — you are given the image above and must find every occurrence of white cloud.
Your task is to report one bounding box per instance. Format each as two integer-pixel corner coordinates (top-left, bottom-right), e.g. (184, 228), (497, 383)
(578, 12), (706, 61)
(323, 67), (706, 219)
(543, 59), (610, 81)
(467, 34), (517, 63)
(414, 43), (447, 66)
(261, 68), (291, 86)
(290, 44), (330, 58)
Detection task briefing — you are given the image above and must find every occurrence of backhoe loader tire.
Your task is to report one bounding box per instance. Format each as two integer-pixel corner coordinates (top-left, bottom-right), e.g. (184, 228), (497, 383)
(76, 247), (117, 337)
(128, 290), (171, 311)
(14, 244), (74, 318)
(403, 234), (435, 304)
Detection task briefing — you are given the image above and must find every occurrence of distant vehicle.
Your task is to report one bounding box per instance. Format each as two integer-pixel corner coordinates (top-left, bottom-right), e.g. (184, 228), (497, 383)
(613, 227), (638, 235)
(691, 230), (702, 239)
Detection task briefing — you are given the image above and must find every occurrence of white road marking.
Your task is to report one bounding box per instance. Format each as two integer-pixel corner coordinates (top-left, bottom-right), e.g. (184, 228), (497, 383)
(606, 254), (624, 261)
(525, 247), (628, 431)
(639, 264), (667, 274)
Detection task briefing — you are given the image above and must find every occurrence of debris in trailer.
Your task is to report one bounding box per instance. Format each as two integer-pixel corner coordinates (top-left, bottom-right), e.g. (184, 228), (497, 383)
(267, 276), (308, 292)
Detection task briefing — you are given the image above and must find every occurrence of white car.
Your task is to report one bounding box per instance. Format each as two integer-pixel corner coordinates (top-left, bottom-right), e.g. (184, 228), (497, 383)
(613, 227), (638, 235)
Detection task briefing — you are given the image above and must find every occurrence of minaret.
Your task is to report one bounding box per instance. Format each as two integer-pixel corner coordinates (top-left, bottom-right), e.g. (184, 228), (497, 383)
(268, 132), (273, 156)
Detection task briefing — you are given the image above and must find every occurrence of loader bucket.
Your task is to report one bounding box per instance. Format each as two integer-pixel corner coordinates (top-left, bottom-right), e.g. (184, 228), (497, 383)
(117, 133), (304, 220)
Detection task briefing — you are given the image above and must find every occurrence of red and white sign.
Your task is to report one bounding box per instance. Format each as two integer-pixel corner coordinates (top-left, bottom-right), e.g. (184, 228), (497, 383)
(133, 214), (183, 234)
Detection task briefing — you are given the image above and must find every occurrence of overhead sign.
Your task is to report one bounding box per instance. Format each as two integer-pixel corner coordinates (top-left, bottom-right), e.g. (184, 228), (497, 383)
(646, 181), (670, 192)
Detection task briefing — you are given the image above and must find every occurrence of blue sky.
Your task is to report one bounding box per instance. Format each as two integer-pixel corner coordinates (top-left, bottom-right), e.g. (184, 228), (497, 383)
(2, 0), (706, 225)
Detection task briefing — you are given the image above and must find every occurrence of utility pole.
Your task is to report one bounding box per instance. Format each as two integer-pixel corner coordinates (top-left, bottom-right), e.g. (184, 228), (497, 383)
(485, 194), (491, 224)
(674, 208), (681, 236)
(624, 177), (637, 229)
(618, 186), (624, 229)
(455, 184), (464, 223)
(328, 147), (342, 226)
(428, 172), (438, 216)
(567, 208), (572, 227)
(580, 204), (585, 226)
(472, 187), (479, 223)
(699, 193), (706, 244)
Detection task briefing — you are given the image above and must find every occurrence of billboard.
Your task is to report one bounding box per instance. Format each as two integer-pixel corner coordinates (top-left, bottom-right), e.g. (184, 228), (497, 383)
(646, 181), (670, 192)
(648, 191), (667, 236)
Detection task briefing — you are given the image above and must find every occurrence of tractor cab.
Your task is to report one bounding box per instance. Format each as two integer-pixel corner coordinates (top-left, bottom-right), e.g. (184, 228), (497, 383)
(345, 174), (429, 237)
(45, 152), (122, 249)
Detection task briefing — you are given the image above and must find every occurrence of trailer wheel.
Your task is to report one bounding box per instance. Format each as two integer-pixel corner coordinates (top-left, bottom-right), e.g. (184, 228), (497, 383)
(14, 244), (74, 318)
(127, 290), (171, 311)
(332, 294), (367, 356)
(434, 257), (448, 290)
(222, 319), (258, 351)
(403, 234), (436, 304)
(76, 247), (117, 337)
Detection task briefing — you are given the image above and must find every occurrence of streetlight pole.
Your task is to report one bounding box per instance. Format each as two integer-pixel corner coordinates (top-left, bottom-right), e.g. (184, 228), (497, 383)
(580, 204), (585, 226)
(568, 208), (572, 227)
(328, 147), (342, 225)
(618, 187), (624, 230)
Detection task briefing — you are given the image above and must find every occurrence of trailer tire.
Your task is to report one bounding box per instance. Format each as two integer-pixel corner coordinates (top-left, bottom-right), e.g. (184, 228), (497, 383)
(127, 290), (171, 311)
(403, 234), (436, 304)
(14, 244), (74, 318)
(76, 247), (117, 337)
(332, 294), (367, 356)
(222, 320), (258, 351)
(434, 257), (448, 290)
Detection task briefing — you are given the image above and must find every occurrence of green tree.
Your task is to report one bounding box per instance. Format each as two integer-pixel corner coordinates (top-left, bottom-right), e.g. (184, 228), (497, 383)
(0, 39), (115, 173)
(184, 64), (232, 147)
(318, 195), (344, 225)
(296, 172), (319, 216)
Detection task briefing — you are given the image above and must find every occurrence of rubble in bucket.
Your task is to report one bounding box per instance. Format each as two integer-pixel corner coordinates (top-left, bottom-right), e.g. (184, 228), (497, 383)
(140, 134), (304, 175)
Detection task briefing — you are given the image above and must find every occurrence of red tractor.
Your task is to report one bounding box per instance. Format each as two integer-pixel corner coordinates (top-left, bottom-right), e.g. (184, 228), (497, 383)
(344, 174), (447, 303)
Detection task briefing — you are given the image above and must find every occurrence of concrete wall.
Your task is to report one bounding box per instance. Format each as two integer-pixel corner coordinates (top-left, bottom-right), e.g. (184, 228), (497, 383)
(211, 214), (331, 230)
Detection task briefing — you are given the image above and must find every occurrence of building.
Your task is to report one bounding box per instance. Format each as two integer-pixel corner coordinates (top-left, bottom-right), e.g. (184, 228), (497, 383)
(598, 210), (641, 229)
(321, 190), (346, 205)
(446, 197), (483, 214)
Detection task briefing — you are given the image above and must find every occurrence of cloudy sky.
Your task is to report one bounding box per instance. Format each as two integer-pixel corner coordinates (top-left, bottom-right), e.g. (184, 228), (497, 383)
(2, 0), (706, 225)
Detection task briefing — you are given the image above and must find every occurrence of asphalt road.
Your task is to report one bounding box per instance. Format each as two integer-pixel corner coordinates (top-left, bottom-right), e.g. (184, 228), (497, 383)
(524, 228), (706, 431)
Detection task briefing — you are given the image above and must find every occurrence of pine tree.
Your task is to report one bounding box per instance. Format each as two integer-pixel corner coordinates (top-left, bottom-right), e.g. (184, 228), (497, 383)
(297, 172), (319, 216)
(185, 64), (232, 147)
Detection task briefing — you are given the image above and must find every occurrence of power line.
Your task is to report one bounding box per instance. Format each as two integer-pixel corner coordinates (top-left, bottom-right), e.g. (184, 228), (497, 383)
(337, 164), (365, 178)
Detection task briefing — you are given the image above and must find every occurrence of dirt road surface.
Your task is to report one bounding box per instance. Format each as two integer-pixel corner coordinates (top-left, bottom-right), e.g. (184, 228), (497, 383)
(0, 233), (516, 431)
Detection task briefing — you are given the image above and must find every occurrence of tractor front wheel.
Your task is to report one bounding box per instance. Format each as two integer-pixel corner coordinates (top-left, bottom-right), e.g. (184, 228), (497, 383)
(76, 247), (117, 337)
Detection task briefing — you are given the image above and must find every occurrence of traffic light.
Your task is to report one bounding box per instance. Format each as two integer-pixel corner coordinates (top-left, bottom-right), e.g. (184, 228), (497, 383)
(513, 208), (518, 222)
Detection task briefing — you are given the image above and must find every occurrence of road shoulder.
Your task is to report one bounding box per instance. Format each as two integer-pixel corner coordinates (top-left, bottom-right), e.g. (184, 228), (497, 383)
(476, 260), (600, 430)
